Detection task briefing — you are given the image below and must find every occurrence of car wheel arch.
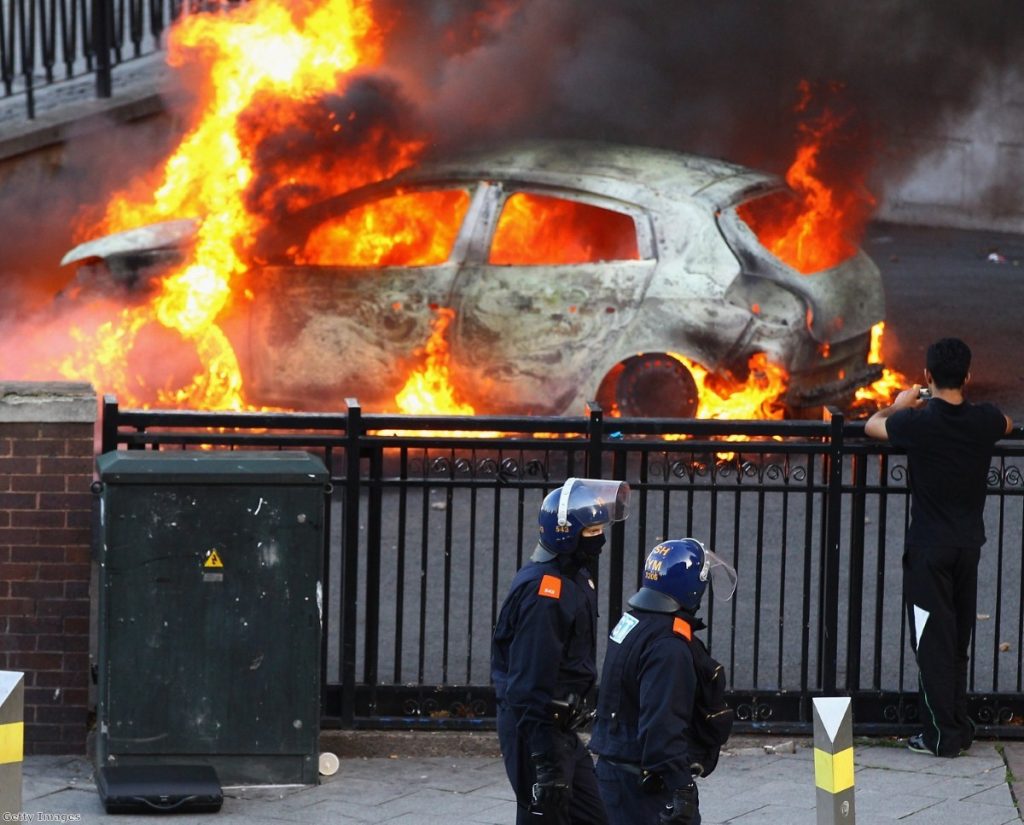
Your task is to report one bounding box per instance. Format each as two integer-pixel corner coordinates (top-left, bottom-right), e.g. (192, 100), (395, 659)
(593, 352), (702, 419)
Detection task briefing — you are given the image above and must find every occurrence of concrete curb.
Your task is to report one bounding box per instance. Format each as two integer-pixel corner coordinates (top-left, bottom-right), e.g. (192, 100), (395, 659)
(319, 729), (503, 760)
(315, 730), (814, 760)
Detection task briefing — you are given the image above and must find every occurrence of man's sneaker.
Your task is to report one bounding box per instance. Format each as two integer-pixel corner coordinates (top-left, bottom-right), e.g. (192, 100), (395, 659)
(907, 734), (936, 755)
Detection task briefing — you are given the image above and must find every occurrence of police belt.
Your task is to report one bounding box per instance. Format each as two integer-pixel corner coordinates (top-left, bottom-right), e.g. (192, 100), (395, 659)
(600, 758), (701, 792)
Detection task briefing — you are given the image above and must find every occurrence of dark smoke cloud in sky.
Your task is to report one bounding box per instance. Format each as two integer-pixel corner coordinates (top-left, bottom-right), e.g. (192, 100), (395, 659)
(2, 0), (1022, 387)
(9, 0), (1024, 283)
(376, 0), (1024, 184)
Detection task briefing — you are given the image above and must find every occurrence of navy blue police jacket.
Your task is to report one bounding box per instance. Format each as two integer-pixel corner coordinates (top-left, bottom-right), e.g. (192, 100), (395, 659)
(589, 609), (699, 792)
(491, 550), (599, 756)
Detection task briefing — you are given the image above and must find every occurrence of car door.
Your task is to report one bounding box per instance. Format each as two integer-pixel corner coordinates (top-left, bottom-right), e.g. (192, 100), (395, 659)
(449, 184), (657, 415)
(236, 184), (483, 409)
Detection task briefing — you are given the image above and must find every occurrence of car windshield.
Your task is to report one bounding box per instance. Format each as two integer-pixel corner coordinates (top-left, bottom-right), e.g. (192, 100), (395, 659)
(293, 187), (472, 267)
(489, 192), (640, 265)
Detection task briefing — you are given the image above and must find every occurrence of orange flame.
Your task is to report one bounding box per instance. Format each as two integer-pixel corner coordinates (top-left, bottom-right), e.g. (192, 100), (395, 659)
(42, 38), (893, 423)
(602, 352), (788, 426)
(56, 0), (392, 410)
(386, 307), (504, 438)
(395, 307), (475, 416)
(642, 352), (788, 457)
(738, 80), (876, 275)
(57, 308), (150, 401)
(299, 189), (470, 266)
(489, 192), (640, 264)
(683, 352), (789, 421)
(854, 321), (909, 408)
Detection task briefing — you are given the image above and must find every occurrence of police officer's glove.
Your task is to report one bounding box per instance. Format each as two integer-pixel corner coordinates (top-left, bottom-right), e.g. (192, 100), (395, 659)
(659, 783), (698, 825)
(530, 751), (570, 816)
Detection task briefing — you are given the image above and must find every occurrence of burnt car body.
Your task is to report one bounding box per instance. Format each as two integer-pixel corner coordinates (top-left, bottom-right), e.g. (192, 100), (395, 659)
(62, 140), (884, 417)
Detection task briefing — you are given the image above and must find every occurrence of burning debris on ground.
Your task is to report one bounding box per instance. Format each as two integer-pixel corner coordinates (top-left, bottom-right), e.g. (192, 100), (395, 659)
(6, 0), (1023, 419)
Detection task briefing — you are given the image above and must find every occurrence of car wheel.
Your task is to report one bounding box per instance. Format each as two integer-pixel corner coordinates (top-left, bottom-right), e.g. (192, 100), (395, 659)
(613, 354), (700, 418)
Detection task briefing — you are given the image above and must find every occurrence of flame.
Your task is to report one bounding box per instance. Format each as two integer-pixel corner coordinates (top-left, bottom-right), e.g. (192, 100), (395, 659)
(634, 352), (787, 458)
(733, 81), (910, 416)
(683, 352), (789, 421)
(489, 192), (640, 264)
(57, 308), (149, 400)
(395, 307), (474, 416)
(55, 0), (394, 410)
(853, 321), (909, 408)
(298, 189), (470, 266)
(387, 306), (502, 438)
(737, 81), (875, 275)
(602, 351), (788, 434)
(40, 37), (893, 424)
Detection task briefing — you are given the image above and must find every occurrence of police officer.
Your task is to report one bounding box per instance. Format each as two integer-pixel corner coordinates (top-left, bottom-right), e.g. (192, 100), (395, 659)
(491, 477), (631, 824)
(590, 539), (737, 825)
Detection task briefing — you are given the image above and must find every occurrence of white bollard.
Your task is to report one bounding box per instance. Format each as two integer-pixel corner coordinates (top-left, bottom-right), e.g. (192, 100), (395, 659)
(812, 697), (855, 825)
(0, 672), (24, 817)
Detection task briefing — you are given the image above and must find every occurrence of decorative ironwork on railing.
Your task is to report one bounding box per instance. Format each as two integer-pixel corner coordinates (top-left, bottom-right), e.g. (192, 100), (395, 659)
(0, 0), (244, 119)
(99, 395), (1024, 738)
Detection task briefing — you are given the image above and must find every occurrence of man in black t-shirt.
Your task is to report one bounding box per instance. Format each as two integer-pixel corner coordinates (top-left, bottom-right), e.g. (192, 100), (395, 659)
(865, 338), (1012, 757)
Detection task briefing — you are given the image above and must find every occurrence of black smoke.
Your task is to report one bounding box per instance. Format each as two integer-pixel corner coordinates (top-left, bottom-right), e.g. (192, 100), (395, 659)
(374, 0), (1024, 194)
(239, 75), (425, 222)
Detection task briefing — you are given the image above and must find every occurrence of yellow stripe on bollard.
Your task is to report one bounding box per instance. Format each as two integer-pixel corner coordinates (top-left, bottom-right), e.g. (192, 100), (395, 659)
(0, 722), (23, 765)
(814, 745), (854, 795)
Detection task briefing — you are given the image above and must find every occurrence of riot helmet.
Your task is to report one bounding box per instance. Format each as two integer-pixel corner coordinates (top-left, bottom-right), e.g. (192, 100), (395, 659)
(537, 478), (631, 555)
(628, 538), (737, 613)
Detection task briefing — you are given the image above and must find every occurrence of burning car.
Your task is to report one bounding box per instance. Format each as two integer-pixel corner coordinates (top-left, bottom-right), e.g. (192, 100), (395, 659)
(61, 140), (884, 418)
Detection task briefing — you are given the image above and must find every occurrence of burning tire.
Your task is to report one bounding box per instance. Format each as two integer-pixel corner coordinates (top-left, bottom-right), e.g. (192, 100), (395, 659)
(611, 354), (699, 418)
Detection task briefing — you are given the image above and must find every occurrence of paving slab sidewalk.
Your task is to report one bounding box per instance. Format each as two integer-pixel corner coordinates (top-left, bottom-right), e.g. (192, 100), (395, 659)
(16, 736), (1022, 824)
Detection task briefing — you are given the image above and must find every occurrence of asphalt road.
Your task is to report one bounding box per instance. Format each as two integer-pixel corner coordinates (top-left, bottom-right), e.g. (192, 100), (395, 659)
(863, 221), (1024, 420)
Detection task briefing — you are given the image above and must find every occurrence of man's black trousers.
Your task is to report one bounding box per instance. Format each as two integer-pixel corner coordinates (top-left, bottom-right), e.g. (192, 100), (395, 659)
(903, 543), (980, 757)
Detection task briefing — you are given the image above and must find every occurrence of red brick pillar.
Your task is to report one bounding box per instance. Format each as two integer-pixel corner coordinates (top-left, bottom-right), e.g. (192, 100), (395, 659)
(0, 382), (96, 754)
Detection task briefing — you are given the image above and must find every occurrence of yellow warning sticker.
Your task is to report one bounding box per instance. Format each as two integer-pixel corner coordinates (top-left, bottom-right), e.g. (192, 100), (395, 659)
(204, 549), (224, 569)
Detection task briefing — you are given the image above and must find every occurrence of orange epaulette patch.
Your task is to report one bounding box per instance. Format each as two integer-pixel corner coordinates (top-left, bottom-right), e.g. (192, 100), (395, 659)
(673, 617), (692, 640)
(538, 574), (562, 599)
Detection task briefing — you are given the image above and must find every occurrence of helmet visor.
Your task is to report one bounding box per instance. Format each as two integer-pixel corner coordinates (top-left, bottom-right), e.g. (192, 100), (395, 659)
(702, 549), (737, 601)
(557, 478), (631, 526)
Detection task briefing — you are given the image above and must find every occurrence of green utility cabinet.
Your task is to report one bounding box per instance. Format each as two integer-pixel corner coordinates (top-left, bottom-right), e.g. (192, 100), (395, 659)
(94, 450), (329, 785)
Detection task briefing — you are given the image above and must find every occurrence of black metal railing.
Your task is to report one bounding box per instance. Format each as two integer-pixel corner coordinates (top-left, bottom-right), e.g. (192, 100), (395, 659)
(1, 0), (244, 119)
(98, 395), (1024, 738)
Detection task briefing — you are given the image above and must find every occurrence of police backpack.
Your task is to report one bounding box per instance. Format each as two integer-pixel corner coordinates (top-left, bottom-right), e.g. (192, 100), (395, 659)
(686, 634), (734, 776)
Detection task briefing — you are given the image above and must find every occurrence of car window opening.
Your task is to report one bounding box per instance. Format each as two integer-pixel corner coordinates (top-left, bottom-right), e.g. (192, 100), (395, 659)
(735, 189), (857, 274)
(489, 192), (640, 266)
(295, 188), (472, 267)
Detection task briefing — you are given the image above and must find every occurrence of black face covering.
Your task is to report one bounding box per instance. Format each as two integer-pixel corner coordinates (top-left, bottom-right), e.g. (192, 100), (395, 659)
(577, 533), (606, 559)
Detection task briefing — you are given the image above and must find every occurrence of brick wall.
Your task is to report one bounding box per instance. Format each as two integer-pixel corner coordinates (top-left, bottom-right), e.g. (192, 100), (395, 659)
(0, 382), (96, 754)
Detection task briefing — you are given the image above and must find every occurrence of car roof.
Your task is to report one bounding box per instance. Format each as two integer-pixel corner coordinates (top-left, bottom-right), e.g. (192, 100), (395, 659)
(61, 140), (784, 266)
(389, 139), (781, 209)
